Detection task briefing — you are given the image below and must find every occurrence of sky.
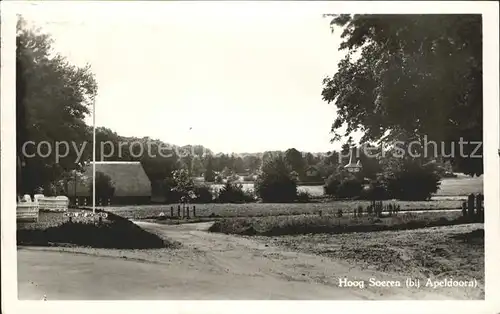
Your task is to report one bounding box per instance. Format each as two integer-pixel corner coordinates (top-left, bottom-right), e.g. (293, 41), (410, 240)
(17, 2), (361, 154)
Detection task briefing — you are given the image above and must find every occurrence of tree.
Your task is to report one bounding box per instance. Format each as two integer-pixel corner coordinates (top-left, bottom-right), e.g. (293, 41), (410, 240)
(16, 16), (98, 195)
(322, 14), (482, 176)
(171, 169), (196, 205)
(191, 156), (205, 177)
(255, 155), (297, 203)
(305, 153), (319, 167)
(285, 148), (306, 179)
(89, 171), (115, 202)
(203, 156), (216, 182)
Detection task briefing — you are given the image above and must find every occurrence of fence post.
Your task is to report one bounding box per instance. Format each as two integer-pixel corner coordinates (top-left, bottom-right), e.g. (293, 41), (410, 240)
(461, 201), (467, 217)
(171, 206), (174, 217)
(475, 193), (483, 217)
(186, 206), (190, 219)
(467, 193), (475, 218)
(193, 205), (196, 217)
(177, 205), (181, 218)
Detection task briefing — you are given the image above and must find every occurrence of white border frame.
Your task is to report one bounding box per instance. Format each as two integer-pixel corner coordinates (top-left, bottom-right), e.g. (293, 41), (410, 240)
(1, 1), (499, 313)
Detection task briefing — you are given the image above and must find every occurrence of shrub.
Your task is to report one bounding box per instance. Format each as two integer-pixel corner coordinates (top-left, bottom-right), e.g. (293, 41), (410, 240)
(255, 156), (297, 203)
(361, 179), (390, 200)
(192, 185), (214, 203)
(217, 182), (255, 203)
(204, 169), (216, 182)
(324, 174), (340, 196)
(89, 171), (115, 201)
(385, 162), (441, 200)
(163, 177), (181, 203)
(227, 174), (240, 183)
(296, 191), (311, 203)
(336, 177), (363, 199)
(215, 175), (224, 184)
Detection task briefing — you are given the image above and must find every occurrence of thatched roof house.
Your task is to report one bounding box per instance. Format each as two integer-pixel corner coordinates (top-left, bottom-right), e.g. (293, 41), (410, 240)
(67, 162), (151, 203)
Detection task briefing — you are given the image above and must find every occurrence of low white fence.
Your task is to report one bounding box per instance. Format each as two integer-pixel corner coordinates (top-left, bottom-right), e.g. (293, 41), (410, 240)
(17, 195), (70, 222)
(17, 194), (40, 222)
(37, 196), (69, 212)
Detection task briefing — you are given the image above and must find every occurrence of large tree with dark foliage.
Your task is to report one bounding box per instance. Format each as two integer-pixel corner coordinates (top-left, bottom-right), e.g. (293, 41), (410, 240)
(322, 14), (482, 176)
(16, 16), (98, 195)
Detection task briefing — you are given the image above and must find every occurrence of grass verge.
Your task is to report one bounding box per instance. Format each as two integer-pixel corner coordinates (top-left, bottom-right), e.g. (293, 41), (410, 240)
(208, 211), (483, 236)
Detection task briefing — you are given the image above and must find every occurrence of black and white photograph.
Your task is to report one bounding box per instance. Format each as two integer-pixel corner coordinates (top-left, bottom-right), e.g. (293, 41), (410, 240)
(2, 1), (499, 309)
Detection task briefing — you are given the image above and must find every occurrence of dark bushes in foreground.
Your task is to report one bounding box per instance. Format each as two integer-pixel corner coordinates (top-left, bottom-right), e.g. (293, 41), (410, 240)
(17, 210), (172, 249)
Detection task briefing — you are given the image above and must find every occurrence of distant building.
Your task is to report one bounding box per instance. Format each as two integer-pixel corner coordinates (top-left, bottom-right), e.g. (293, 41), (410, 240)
(305, 166), (320, 178)
(67, 161), (152, 205)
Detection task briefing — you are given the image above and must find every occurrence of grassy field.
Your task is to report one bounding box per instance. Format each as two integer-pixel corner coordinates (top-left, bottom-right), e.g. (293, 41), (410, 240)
(209, 175), (483, 197)
(255, 223), (484, 298)
(208, 211), (479, 236)
(103, 198), (463, 220)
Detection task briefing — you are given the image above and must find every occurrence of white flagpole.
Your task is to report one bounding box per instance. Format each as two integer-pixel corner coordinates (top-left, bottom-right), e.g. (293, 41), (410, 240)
(92, 95), (96, 214)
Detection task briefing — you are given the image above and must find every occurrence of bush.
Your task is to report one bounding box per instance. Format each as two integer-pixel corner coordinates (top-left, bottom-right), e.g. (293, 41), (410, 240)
(204, 169), (216, 182)
(361, 179), (390, 200)
(255, 156), (297, 203)
(215, 175), (223, 184)
(192, 185), (214, 203)
(324, 174), (341, 196)
(296, 191), (311, 203)
(216, 182), (255, 203)
(385, 162), (441, 200)
(89, 171), (115, 201)
(336, 178), (363, 199)
(227, 174), (240, 183)
(324, 172), (363, 199)
(163, 177), (181, 203)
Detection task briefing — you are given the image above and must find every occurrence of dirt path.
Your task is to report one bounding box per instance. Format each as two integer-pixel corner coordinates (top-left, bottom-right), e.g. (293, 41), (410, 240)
(18, 221), (465, 300)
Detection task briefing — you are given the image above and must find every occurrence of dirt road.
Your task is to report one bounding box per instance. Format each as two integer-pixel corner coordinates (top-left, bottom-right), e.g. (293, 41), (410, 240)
(18, 221), (466, 300)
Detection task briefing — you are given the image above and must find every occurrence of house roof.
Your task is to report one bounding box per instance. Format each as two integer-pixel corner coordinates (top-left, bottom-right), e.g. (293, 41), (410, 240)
(67, 161), (151, 197)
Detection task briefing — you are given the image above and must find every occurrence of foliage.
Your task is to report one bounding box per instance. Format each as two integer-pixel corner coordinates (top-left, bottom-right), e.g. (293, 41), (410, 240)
(285, 148), (306, 179)
(322, 14), (482, 176)
(384, 160), (441, 201)
(361, 178), (390, 200)
(336, 177), (363, 199)
(324, 170), (363, 199)
(227, 173), (240, 183)
(296, 191), (311, 203)
(171, 169), (195, 203)
(324, 174), (341, 196)
(221, 167), (233, 178)
(208, 211), (471, 236)
(203, 156), (216, 182)
(192, 185), (214, 203)
(214, 175), (223, 184)
(255, 155), (297, 203)
(89, 171), (115, 201)
(16, 16), (98, 195)
(216, 182), (255, 203)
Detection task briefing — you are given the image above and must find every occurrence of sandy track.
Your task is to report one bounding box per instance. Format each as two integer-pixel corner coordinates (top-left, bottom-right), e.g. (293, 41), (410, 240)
(18, 221), (464, 300)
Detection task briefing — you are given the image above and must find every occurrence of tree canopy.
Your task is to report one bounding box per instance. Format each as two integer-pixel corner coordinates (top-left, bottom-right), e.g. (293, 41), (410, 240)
(322, 14), (482, 176)
(16, 16), (98, 194)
